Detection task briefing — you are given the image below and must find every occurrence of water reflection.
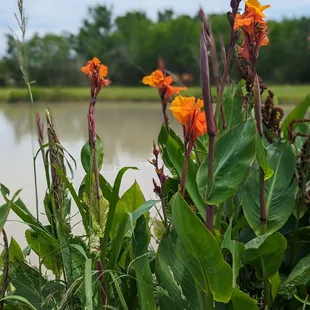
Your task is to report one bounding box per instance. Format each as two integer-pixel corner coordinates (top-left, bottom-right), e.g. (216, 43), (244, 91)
(0, 102), (180, 247)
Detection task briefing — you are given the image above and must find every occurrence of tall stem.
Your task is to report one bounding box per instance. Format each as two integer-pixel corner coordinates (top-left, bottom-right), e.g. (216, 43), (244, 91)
(88, 100), (100, 201)
(180, 147), (190, 197)
(200, 24), (217, 232)
(206, 135), (215, 232)
(254, 75), (266, 233)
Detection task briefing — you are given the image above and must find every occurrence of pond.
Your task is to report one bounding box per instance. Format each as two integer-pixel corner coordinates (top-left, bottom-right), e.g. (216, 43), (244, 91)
(0, 101), (295, 251)
(0, 101), (173, 249)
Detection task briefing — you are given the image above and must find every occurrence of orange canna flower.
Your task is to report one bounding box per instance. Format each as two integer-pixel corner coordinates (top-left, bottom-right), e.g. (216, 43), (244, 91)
(81, 57), (110, 96)
(245, 0), (270, 18)
(234, 0), (270, 63)
(142, 70), (187, 102)
(170, 96), (207, 142)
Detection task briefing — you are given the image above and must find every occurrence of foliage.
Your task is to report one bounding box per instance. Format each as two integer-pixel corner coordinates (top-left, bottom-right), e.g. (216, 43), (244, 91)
(2, 7), (310, 86)
(1, 0), (310, 309)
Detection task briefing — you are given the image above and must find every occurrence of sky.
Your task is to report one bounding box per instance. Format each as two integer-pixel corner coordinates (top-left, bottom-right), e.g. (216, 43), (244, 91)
(1, 0), (310, 56)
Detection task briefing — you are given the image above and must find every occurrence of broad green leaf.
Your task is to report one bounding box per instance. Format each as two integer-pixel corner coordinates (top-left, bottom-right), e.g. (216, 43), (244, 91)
(242, 233), (287, 280)
(101, 166), (138, 259)
(158, 125), (184, 178)
(231, 288), (258, 309)
(132, 215), (156, 310)
(156, 229), (201, 310)
(256, 135), (274, 180)
(197, 119), (256, 205)
(243, 140), (297, 235)
(160, 127), (205, 218)
(222, 223), (245, 287)
(0, 296), (37, 310)
(82, 181), (109, 238)
(218, 82), (245, 132)
(84, 258), (93, 310)
(80, 135), (104, 172)
(25, 229), (62, 279)
(281, 253), (310, 295)
(171, 193), (233, 303)
(0, 203), (10, 231)
(282, 95), (310, 139)
(110, 181), (145, 270)
(270, 272), (280, 300)
(8, 261), (64, 309)
(8, 237), (24, 263)
(99, 174), (113, 204)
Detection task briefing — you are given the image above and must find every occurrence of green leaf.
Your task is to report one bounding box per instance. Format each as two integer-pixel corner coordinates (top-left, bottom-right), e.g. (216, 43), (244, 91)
(281, 253), (310, 295)
(110, 181), (145, 270)
(222, 222), (245, 288)
(156, 229), (201, 310)
(11, 198), (41, 229)
(101, 166), (138, 260)
(158, 125), (184, 178)
(8, 237), (24, 263)
(81, 135), (104, 172)
(218, 82), (245, 132)
(99, 174), (113, 204)
(54, 165), (89, 235)
(282, 95), (310, 139)
(25, 229), (62, 279)
(132, 215), (156, 310)
(160, 127), (205, 218)
(8, 261), (64, 309)
(197, 119), (256, 205)
(243, 140), (297, 235)
(171, 193), (233, 303)
(270, 272), (280, 300)
(231, 288), (258, 310)
(84, 258), (93, 310)
(256, 135), (274, 180)
(0, 296), (37, 310)
(0, 203), (10, 231)
(242, 233), (287, 280)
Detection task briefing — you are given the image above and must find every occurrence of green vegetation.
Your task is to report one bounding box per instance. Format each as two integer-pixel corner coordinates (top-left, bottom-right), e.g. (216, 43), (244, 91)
(1, 0), (310, 309)
(1, 6), (310, 87)
(0, 85), (309, 103)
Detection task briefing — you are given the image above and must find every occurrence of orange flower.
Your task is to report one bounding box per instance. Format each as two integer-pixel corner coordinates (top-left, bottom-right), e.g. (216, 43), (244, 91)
(245, 0), (270, 18)
(234, 0), (270, 63)
(170, 96), (207, 142)
(81, 57), (110, 96)
(142, 70), (187, 102)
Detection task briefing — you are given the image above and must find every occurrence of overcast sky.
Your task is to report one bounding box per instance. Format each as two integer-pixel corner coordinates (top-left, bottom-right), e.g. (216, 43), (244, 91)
(1, 0), (310, 56)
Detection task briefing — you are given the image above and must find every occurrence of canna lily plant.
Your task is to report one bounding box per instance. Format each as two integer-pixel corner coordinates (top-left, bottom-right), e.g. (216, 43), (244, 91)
(0, 0), (309, 309)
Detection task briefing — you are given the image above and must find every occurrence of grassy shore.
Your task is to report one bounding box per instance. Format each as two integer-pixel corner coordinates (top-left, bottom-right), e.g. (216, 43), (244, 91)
(0, 85), (309, 104)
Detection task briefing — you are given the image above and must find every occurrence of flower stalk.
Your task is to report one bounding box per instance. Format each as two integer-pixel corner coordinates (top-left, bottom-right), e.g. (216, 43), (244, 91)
(200, 24), (216, 232)
(215, 1), (242, 124)
(254, 75), (267, 234)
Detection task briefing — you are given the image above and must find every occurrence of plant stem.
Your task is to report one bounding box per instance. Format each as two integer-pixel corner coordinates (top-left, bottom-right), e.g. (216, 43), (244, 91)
(206, 293), (214, 310)
(263, 279), (270, 310)
(254, 75), (267, 234)
(200, 24), (217, 232)
(0, 229), (8, 310)
(162, 100), (169, 133)
(206, 134), (215, 232)
(88, 99), (100, 201)
(180, 149), (190, 197)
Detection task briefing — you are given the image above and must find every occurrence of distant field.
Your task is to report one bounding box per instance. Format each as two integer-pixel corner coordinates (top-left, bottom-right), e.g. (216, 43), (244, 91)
(0, 85), (309, 104)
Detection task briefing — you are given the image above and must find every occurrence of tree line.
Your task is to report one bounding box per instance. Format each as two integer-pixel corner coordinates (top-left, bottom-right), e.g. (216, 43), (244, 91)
(1, 6), (310, 87)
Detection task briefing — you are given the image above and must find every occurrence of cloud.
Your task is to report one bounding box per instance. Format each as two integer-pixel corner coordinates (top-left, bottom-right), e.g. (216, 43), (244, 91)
(1, 0), (309, 56)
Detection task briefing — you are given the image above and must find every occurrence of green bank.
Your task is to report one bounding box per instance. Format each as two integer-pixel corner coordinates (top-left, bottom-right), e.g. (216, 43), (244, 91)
(0, 85), (309, 103)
